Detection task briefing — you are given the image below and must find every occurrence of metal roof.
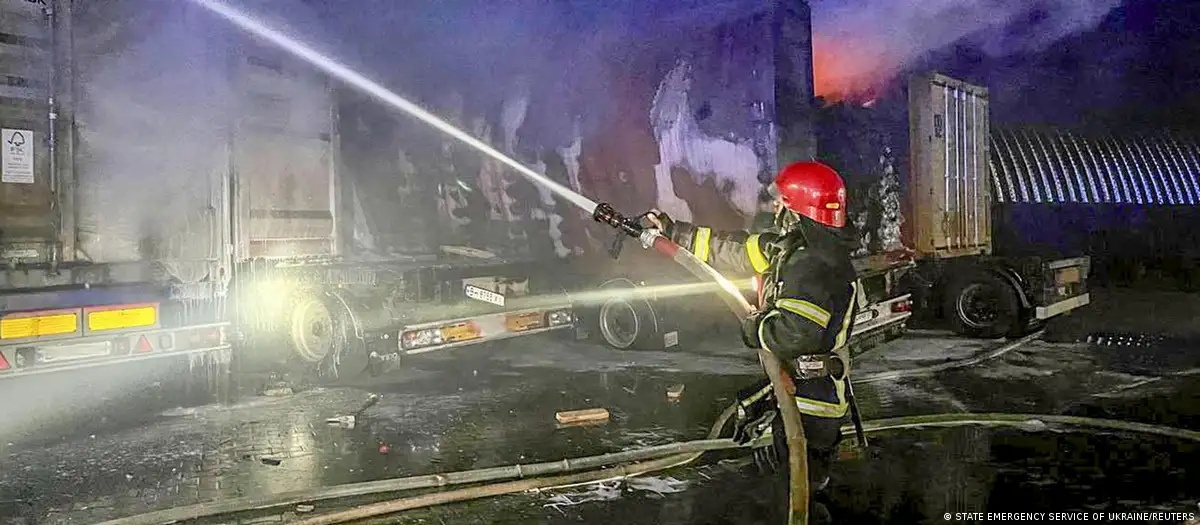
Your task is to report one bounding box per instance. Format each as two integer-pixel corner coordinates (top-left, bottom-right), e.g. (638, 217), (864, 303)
(989, 129), (1200, 205)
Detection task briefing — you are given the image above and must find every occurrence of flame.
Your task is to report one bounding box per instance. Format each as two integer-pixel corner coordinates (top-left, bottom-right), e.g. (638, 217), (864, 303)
(812, 33), (899, 104)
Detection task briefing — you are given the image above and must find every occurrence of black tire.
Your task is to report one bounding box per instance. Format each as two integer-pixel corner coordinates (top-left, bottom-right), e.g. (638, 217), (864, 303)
(597, 294), (662, 350)
(945, 272), (1020, 339)
(316, 293), (369, 383)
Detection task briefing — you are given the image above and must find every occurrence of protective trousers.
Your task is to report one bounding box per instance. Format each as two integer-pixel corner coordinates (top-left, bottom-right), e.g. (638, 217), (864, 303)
(737, 377), (842, 525)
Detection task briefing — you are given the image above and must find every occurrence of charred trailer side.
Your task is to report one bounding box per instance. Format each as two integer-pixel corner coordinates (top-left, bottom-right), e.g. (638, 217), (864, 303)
(904, 73), (1091, 338)
(224, 46), (581, 383)
(572, 0), (914, 354)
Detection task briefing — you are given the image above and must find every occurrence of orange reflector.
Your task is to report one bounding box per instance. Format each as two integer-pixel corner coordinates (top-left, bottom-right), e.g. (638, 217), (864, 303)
(0, 352), (9, 370)
(0, 311), (79, 340)
(440, 322), (481, 343)
(135, 335), (153, 353)
(505, 312), (543, 332)
(824, 202), (841, 209)
(87, 305), (157, 332)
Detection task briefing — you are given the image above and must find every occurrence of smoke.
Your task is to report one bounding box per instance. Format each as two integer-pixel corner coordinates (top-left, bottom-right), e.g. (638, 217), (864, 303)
(72, 0), (329, 273)
(810, 0), (1122, 101)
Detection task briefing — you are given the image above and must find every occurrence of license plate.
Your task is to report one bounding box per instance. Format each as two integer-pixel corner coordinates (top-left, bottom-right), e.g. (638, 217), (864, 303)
(37, 341), (112, 363)
(465, 284), (505, 306)
(440, 322), (481, 343)
(505, 312), (543, 332)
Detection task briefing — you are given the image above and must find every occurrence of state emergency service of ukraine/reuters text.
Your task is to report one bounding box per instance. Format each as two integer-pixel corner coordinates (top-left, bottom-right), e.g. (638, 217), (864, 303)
(947, 511), (1197, 521)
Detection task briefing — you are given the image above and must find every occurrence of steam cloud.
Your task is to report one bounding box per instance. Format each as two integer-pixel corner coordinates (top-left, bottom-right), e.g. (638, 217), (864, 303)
(810, 0), (1123, 101)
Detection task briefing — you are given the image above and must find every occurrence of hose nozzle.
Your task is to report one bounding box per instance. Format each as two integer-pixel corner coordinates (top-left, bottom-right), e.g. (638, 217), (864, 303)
(593, 203), (649, 259)
(592, 203), (643, 238)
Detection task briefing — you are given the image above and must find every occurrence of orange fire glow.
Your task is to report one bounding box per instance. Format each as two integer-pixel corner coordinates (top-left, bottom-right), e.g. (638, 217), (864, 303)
(812, 33), (900, 104)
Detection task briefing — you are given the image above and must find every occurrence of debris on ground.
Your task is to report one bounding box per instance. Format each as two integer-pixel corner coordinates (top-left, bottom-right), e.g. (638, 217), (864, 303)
(354, 393), (381, 416)
(378, 443), (389, 454)
(542, 481), (622, 514)
(326, 415), (356, 429)
(555, 408), (610, 426)
(296, 504), (314, 513)
(666, 384), (685, 401)
(260, 457), (282, 466)
(626, 476), (689, 495)
(260, 381), (294, 397)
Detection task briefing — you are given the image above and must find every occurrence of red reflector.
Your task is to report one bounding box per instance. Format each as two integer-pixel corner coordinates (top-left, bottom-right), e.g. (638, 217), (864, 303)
(892, 301), (912, 313)
(135, 335), (153, 353)
(0, 352), (9, 370)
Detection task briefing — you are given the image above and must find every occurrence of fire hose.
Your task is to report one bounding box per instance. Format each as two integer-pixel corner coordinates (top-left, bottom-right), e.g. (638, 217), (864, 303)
(98, 411), (1200, 525)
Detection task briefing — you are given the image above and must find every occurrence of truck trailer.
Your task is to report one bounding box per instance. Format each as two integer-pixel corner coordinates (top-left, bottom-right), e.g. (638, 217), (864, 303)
(0, 0), (577, 385)
(899, 73), (1092, 338)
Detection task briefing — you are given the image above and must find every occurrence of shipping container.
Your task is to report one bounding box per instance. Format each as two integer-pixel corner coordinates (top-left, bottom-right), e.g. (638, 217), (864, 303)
(907, 73), (992, 258)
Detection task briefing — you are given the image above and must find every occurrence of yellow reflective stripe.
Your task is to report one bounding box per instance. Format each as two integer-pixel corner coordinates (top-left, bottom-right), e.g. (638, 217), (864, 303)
(794, 378), (849, 418)
(746, 234), (770, 273)
(741, 383), (773, 408)
(776, 298), (831, 329)
(693, 227), (712, 262)
(834, 282), (859, 349)
(756, 309), (781, 353)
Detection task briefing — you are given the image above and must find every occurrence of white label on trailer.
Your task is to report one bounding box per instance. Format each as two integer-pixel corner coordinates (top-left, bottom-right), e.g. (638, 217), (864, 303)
(855, 310), (877, 326)
(0, 248), (39, 259)
(1, 129), (33, 184)
(663, 331), (679, 348)
(465, 284), (505, 307)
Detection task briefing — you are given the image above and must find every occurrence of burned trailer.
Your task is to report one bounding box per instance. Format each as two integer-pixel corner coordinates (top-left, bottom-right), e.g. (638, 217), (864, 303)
(0, 0), (238, 383)
(0, 0), (580, 385)
(564, 0), (915, 353)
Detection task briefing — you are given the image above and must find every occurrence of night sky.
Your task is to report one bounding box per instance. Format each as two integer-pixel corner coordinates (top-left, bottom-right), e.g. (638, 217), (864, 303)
(299, 0), (1198, 132)
(819, 0), (1200, 131)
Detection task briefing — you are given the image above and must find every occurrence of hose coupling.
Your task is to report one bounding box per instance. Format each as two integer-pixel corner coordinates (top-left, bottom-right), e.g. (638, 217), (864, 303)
(639, 229), (661, 249)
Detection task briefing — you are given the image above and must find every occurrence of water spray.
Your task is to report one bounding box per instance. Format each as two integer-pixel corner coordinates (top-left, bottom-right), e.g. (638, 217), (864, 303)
(190, 0), (810, 522)
(189, 0), (597, 215)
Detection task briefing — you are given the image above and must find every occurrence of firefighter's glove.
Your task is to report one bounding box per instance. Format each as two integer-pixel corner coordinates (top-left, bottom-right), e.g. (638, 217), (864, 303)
(740, 310), (768, 349)
(645, 210), (675, 238)
(733, 402), (776, 445)
(731, 381), (775, 444)
(752, 414), (786, 474)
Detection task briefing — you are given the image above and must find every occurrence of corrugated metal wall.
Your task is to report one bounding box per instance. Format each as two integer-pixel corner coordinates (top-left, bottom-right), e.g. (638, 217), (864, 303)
(990, 128), (1200, 206)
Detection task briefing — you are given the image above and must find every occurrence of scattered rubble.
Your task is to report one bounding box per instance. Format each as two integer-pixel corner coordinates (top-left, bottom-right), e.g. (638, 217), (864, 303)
(555, 408), (610, 426)
(260, 382), (294, 397)
(666, 384), (685, 402)
(326, 415), (356, 429)
(627, 476), (689, 495)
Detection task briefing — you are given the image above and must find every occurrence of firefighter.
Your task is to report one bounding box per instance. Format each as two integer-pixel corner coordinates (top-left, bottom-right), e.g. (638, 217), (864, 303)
(646, 161), (858, 523)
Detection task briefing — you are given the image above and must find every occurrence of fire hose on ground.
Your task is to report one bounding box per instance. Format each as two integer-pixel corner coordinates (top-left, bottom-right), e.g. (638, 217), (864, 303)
(98, 410), (1200, 525)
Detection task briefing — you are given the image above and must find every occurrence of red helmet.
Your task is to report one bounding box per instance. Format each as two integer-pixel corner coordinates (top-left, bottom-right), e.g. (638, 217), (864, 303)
(774, 161), (846, 228)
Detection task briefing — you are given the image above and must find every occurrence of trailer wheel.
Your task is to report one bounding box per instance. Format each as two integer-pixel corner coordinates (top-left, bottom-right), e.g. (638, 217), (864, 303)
(598, 296), (655, 350)
(946, 273), (1019, 339)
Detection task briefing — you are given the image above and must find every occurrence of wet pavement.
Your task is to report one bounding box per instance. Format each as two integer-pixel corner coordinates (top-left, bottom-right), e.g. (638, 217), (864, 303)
(1, 321), (1199, 524)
